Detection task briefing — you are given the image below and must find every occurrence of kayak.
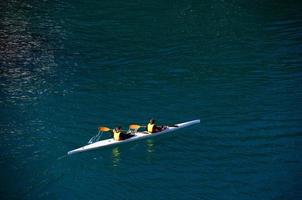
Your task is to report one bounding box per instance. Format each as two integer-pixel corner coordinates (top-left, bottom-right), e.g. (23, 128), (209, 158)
(67, 119), (200, 155)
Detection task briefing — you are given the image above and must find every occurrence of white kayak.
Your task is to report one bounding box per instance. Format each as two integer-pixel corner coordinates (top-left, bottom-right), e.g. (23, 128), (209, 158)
(67, 119), (200, 155)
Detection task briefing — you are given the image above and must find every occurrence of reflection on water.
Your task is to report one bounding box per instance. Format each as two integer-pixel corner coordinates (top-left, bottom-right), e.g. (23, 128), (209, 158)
(145, 139), (156, 163)
(0, 0), (68, 106)
(0, 2), (73, 197)
(146, 139), (155, 153)
(111, 147), (121, 167)
(110, 140), (155, 167)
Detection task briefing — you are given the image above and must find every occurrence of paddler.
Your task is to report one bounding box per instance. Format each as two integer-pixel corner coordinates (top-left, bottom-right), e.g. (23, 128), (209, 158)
(112, 126), (134, 141)
(147, 119), (163, 134)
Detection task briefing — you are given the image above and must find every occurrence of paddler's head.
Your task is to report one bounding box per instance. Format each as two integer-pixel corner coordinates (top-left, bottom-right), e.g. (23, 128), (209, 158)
(149, 119), (155, 124)
(116, 126), (122, 130)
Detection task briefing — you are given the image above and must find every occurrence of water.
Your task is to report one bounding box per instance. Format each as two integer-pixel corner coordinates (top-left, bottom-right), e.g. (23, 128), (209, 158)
(1, 0), (302, 199)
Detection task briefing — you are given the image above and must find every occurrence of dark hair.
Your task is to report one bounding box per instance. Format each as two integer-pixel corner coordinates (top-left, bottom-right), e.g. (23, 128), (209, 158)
(150, 119), (155, 124)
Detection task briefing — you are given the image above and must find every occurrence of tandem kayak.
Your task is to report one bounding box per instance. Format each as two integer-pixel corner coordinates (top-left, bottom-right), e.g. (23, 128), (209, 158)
(67, 119), (200, 155)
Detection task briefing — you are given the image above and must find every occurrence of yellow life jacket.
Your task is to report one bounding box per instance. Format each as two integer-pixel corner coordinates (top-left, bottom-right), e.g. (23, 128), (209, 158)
(113, 129), (121, 141)
(147, 123), (155, 133)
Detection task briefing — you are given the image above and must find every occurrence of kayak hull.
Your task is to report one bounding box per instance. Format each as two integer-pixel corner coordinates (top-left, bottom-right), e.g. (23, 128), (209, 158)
(67, 119), (200, 155)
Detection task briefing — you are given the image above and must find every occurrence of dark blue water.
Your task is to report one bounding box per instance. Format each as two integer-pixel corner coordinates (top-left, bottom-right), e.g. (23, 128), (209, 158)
(1, 0), (302, 199)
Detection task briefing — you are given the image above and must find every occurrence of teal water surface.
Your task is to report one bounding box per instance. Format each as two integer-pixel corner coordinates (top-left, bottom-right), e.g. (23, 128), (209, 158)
(1, 0), (302, 199)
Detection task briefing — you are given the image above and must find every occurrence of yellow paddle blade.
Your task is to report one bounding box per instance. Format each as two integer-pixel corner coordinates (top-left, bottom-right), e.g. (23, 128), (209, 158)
(129, 124), (141, 129)
(98, 127), (111, 132)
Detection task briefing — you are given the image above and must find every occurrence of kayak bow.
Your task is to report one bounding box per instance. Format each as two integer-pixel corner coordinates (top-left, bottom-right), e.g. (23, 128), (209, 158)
(67, 119), (200, 155)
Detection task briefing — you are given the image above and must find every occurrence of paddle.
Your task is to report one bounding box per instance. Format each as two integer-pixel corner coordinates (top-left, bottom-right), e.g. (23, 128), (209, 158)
(98, 127), (111, 132)
(129, 124), (146, 129)
(129, 124), (178, 129)
(88, 130), (103, 144)
(89, 127), (125, 144)
(98, 127), (128, 132)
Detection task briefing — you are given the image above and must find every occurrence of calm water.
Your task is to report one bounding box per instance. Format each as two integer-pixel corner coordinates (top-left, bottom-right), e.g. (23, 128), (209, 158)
(1, 0), (302, 199)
